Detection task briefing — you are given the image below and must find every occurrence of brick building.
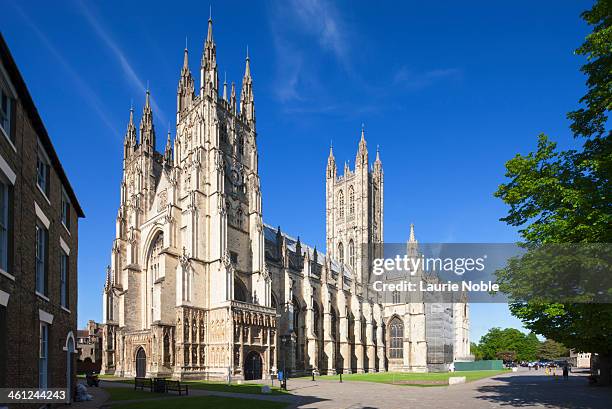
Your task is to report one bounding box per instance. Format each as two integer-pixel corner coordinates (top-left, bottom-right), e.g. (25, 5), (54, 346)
(0, 33), (84, 402)
(76, 320), (103, 374)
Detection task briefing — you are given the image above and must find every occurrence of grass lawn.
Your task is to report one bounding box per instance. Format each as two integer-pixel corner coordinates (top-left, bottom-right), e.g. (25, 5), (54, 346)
(112, 396), (288, 409)
(105, 387), (176, 401)
(185, 380), (288, 395)
(305, 370), (508, 386)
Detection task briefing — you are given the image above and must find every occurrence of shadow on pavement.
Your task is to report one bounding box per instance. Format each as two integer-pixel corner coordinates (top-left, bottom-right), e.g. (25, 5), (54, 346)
(474, 374), (612, 409)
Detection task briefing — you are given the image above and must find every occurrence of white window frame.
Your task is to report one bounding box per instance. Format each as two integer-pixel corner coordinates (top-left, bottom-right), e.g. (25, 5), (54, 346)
(0, 154), (15, 280)
(60, 249), (68, 309)
(35, 219), (48, 297)
(0, 61), (17, 151)
(61, 189), (71, 232)
(36, 141), (51, 202)
(39, 322), (49, 389)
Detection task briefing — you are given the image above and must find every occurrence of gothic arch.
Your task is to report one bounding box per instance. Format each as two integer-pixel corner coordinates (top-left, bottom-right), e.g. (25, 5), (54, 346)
(234, 277), (249, 302)
(348, 240), (355, 268)
(387, 315), (404, 360)
(338, 190), (345, 218)
(348, 185), (355, 215)
(63, 331), (76, 352)
(313, 301), (321, 338)
(338, 242), (344, 264)
(142, 227), (165, 265)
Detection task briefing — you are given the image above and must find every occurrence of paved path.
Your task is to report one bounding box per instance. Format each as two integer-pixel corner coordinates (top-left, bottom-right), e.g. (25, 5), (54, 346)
(284, 369), (612, 409)
(83, 369), (611, 409)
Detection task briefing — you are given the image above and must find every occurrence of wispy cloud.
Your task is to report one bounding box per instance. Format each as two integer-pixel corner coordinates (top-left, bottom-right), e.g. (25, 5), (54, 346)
(393, 66), (462, 89)
(76, 0), (168, 125)
(288, 0), (350, 67)
(9, 2), (119, 138)
(268, 0), (351, 103)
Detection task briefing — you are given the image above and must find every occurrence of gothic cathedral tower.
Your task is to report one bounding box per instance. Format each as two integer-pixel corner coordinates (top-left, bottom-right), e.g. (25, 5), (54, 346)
(325, 127), (383, 290)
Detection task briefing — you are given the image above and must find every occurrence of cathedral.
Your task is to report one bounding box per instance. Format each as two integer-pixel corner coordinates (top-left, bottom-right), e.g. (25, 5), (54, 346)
(101, 17), (470, 380)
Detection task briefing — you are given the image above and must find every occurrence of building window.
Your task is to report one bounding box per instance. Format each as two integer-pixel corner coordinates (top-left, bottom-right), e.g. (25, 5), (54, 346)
(338, 242), (344, 264)
(37, 147), (50, 197)
(338, 190), (344, 218)
(60, 250), (68, 308)
(348, 240), (355, 268)
(388, 317), (403, 359)
(313, 302), (320, 337)
(35, 223), (48, 295)
(349, 186), (355, 215)
(0, 304), (6, 388)
(0, 179), (10, 272)
(392, 290), (400, 304)
(148, 233), (163, 281)
(163, 332), (171, 366)
(61, 191), (70, 230)
(0, 83), (14, 143)
(39, 322), (49, 389)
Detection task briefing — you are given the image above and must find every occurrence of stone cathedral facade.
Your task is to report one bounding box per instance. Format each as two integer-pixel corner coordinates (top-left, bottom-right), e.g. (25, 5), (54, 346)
(101, 18), (470, 380)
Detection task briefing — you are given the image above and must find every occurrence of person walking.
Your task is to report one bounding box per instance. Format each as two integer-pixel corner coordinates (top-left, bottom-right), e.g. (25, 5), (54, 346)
(563, 365), (569, 380)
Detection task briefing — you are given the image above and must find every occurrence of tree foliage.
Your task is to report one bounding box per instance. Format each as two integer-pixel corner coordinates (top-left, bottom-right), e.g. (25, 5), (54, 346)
(476, 328), (541, 362)
(494, 0), (612, 384)
(538, 339), (569, 360)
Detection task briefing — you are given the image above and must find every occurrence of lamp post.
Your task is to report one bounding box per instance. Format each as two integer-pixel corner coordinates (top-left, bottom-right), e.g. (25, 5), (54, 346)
(280, 334), (291, 390)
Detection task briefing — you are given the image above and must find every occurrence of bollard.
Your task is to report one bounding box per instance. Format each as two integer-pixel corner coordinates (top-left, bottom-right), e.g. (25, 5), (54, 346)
(312, 371), (315, 381)
(339, 373), (343, 383)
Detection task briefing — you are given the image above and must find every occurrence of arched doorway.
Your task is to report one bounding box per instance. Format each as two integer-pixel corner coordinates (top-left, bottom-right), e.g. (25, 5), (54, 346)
(135, 347), (147, 377)
(244, 351), (263, 380)
(66, 335), (75, 403)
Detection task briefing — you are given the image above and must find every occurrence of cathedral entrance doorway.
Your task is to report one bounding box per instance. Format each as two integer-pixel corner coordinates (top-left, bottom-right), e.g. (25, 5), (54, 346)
(135, 347), (147, 377)
(244, 351), (263, 380)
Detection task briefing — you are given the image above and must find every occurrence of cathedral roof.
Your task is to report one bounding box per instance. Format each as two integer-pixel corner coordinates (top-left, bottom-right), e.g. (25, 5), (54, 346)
(263, 224), (352, 278)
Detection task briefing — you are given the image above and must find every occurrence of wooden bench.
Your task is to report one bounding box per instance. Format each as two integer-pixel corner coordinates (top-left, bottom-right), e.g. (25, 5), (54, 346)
(134, 377), (153, 392)
(165, 379), (189, 396)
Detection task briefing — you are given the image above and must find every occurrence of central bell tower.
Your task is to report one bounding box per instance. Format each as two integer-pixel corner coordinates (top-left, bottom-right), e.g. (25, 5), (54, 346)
(325, 127), (383, 287)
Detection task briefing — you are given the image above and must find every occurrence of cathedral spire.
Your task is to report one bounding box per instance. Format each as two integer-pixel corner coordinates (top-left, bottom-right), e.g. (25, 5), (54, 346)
(124, 105), (137, 157)
(223, 72), (227, 101)
(408, 223), (418, 257)
(373, 144), (383, 174)
(178, 44), (195, 117)
(356, 123), (368, 168)
(230, 81), (237, 113)
(140, 88), (155, 152)
(240, 49), (255, 124)
(164, 129), (173, 164)
(327, 142), (336, 179)
(201, 13), (218, 96)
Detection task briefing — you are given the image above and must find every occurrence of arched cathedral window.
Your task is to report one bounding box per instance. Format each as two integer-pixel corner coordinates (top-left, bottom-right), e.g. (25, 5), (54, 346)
(349, 186), (355, 215)
(338, 190), (345, 218)
(338, 242), (344, 264)
(331, 308), (338, 341)
(313, 302), (320, 338)
(388, 317), (404, 359)
(163, 332), (171, 366)
(147, 233), (163, 324)
(234, 278), (248, 302)
(148, 233), (163, 281)
(237, 208), (243, 229)
(348, 240), (355, 268)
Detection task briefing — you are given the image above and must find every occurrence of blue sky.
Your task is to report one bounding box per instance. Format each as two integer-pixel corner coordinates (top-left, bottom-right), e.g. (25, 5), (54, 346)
(1, 0), (590, 342)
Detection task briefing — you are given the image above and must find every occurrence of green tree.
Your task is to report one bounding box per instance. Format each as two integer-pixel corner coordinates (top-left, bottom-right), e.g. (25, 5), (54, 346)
(478, 328), (540, 362)
(495, 0), (612, 385)
(538, 339), (569, 360)
(471, 342), (484, 360)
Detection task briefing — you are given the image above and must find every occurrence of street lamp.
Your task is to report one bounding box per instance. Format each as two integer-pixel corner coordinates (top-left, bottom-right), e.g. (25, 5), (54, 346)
(280, 334), (291, 390)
